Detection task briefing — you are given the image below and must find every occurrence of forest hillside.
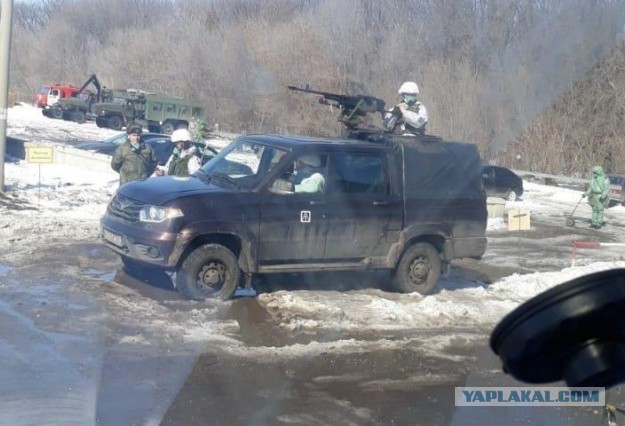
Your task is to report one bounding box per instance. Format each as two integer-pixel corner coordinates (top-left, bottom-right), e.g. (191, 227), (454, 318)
(7, 0), (625, 175)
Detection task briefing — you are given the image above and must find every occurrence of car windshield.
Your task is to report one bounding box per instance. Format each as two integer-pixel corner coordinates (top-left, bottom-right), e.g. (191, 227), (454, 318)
(103, 133), (128, 146)
(195, 138), (287, 191)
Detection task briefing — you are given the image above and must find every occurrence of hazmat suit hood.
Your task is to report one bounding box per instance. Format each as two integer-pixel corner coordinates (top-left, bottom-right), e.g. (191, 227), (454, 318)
(592, 166), (605, 175)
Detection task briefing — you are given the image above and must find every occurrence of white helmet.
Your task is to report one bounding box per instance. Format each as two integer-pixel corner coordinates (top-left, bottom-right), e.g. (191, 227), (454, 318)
(171, 128), (191, 143)
(398, 81), (419, 95)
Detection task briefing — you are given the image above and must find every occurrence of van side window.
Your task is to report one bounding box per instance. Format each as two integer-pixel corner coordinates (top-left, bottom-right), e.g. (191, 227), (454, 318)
(330, 153), (386, 194)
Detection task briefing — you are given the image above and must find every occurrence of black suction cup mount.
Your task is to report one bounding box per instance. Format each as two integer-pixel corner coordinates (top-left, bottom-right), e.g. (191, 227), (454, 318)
(490, 268), (625, 388)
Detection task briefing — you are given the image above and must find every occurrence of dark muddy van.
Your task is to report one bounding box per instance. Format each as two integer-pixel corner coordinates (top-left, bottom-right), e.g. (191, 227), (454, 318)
(101, 134), (487, 300)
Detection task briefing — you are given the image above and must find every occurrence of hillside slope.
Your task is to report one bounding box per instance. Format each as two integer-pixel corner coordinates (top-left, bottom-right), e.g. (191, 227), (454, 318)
(506, 41), (625, 176)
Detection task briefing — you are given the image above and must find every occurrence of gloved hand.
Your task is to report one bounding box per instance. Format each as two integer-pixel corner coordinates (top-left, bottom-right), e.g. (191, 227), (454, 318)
(153, 165), (167, 177)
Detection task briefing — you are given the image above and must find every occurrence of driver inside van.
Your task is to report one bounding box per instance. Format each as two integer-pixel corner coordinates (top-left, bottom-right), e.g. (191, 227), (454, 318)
(292, 154), (325, 194)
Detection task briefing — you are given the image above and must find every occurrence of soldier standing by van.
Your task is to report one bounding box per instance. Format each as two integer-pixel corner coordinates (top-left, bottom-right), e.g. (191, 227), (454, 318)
(111, 123), (158, 185)
(158, 128), (202, 177)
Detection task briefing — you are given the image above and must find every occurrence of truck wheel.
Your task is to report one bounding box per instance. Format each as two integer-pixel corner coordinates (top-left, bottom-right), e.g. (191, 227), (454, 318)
(51, 108), (63, 119)
(176, 244), (240, 300)
(391, 242), (441, 295)
(71, 110), (86, 124)
(160, 121), (175, 135)
(95, 116), (108, 128)
(109, 115), (123, 131)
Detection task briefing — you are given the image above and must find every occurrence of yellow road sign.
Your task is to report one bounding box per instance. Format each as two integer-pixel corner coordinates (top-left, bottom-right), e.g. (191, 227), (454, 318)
(27, 146), (54, 163)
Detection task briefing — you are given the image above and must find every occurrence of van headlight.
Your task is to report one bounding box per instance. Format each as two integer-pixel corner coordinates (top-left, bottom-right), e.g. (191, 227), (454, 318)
(139, 205), (184, 223)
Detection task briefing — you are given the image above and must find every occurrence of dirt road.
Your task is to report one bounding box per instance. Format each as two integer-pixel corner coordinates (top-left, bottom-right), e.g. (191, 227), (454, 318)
(0, 215), (619, 425)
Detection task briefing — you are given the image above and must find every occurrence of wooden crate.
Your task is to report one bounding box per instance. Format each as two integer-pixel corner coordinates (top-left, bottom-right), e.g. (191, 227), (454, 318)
(508, 209), (530, 230)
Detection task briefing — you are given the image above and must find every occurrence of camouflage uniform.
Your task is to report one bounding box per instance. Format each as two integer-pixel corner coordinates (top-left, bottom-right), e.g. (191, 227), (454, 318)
(383, 101), (428, 135)
(111, 140), (158, 186)
(167, 145), (201, 177)
(401, 102), (428, 134)
(189, 117), (206, 143)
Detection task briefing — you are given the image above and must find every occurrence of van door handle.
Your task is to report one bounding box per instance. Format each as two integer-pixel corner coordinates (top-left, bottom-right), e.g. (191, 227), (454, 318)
(309, 200), (325, 205)
(373, 200), (389, 206)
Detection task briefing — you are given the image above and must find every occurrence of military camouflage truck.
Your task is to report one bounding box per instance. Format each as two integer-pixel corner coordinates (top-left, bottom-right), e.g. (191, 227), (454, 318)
(93, 92), (205, 134)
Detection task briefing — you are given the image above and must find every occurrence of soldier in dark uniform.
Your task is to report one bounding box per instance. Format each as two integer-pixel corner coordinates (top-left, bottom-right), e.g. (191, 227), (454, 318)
(111, 122), (158, 185)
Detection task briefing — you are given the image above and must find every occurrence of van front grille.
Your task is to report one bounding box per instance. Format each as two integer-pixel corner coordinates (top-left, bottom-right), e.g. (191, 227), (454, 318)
(107, 193), (143, 222)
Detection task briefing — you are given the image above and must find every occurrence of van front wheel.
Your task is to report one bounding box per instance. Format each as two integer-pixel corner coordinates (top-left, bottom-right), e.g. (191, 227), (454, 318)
(176, 244), (240, 300)
(391, 242), (441, 295)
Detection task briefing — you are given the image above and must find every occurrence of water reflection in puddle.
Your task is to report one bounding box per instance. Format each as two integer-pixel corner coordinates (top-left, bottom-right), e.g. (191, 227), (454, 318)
(82, 268), (116, 282)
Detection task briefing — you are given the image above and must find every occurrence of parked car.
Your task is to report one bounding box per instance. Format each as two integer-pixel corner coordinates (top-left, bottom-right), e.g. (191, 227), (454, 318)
(100, 134), (488, 300)
(607, 174), (625, 205)
(482, 165), (524, 200)
(75, 132), (218, 166)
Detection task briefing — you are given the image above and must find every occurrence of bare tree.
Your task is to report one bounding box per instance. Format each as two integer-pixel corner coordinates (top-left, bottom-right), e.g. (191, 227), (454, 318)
(8, 0), (625, 175)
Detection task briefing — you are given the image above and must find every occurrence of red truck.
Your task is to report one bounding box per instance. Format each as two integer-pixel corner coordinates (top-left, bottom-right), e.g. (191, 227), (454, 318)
(34, 83), (80, 108)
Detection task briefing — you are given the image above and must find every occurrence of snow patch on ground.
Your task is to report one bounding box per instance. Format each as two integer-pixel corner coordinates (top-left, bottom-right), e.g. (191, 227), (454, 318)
(4, 102), (625, 424)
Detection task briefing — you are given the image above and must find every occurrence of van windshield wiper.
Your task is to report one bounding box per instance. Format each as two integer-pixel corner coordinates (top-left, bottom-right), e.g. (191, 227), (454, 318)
(208, 172), (241, 190)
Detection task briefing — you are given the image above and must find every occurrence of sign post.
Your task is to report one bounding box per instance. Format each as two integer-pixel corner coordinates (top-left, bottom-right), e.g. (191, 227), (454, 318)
(0, 0), (16, 194)
(26, 146), (54, 206)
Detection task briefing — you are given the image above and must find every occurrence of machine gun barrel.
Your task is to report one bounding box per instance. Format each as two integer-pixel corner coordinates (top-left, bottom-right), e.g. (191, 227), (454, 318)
(287, 85), (341, 99)
(287, 85), (386, 130)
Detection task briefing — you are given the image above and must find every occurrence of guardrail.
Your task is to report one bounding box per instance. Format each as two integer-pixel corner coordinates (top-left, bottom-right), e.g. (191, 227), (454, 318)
(21, 142), (113, 174)
(512, 168), (587, 191)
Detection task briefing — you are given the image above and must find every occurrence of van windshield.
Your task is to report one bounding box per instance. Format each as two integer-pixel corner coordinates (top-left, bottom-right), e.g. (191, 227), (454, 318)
(195, 139), (287, 191)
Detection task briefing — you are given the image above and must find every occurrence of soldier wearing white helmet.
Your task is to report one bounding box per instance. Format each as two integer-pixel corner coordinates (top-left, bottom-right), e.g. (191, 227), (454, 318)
(156, 128), (202, 177)
(384, 81), (428, 135)
(293, 154), (326, 194)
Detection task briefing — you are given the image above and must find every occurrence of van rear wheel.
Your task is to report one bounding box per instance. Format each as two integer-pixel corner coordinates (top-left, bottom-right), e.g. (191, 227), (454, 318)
(176, 244), (240, 300)
(391, 242), (441, 295)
